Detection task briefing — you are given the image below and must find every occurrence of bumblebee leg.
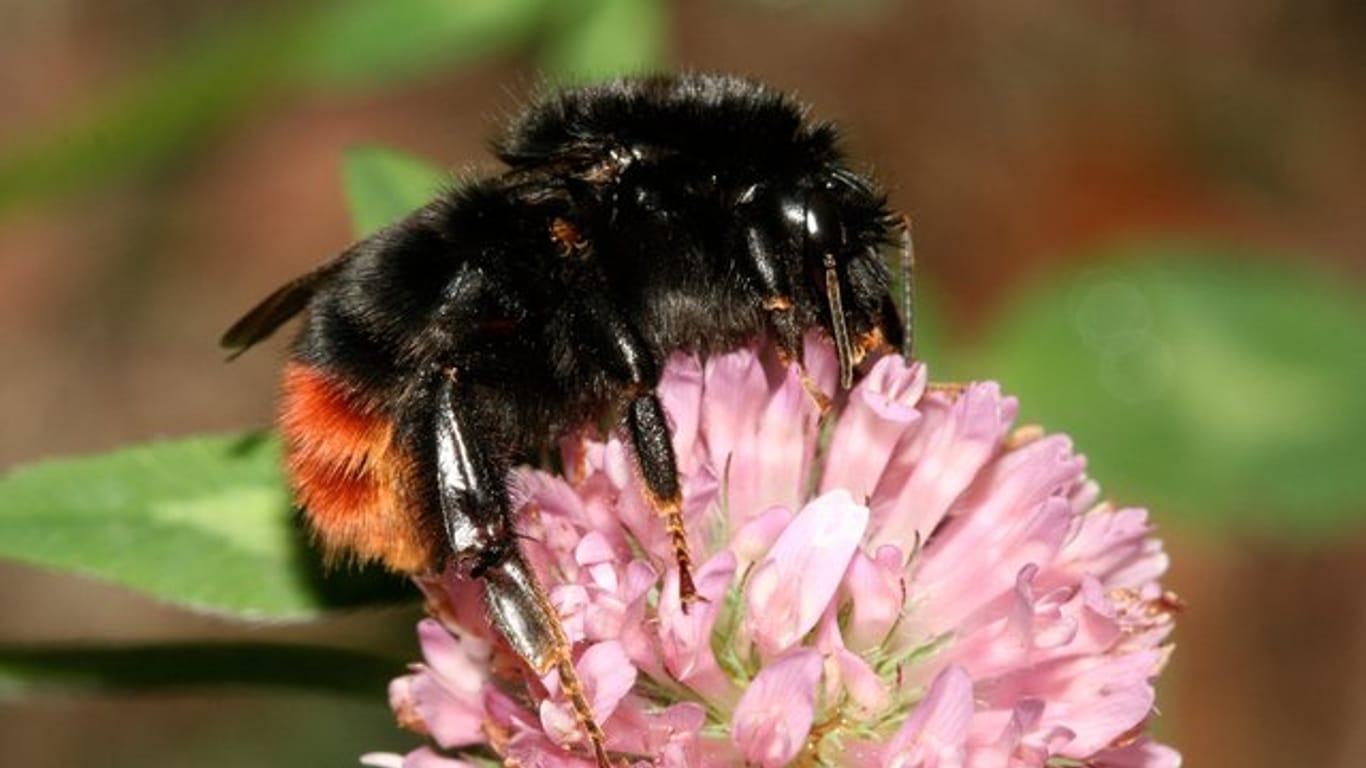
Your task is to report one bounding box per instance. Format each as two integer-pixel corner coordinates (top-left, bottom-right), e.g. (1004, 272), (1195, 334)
(743, 223), (832, 412)
(433, 383), (611, 766)
(625, 392), (698, 606)
(578, 299), (700, 607)
(483, 554), (611, 767)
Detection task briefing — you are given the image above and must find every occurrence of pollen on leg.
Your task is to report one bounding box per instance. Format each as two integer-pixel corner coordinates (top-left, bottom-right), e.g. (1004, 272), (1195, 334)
(797, 370), (833, 414)
(856, 326), (890, 362)
(648, 491), (702, 610)
(773, 339), (833, 414)
(625, 393), (702, 610)
(554, 656), (613, 767)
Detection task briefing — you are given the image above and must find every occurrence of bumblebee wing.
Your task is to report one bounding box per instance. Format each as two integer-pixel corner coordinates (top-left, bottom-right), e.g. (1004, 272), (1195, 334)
(220, 255), (350, 358)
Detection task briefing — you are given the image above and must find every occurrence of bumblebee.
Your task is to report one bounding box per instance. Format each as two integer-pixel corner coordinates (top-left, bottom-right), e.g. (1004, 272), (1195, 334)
(224, 73), (912, 765)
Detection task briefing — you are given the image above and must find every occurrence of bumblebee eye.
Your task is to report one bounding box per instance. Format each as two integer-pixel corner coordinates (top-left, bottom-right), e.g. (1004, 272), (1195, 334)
(803, 188), (844, 256)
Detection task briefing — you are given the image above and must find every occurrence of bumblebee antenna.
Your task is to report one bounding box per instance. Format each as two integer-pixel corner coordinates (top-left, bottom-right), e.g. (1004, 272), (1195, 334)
(898, 215), (916, 361)
(824, 254), (855, 389)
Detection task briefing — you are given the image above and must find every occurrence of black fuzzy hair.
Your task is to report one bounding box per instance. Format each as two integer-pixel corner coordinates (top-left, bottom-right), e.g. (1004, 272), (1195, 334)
(495, 73), (842, 173)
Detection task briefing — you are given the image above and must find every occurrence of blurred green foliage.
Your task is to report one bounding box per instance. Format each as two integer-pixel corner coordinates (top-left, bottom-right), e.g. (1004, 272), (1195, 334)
(543, 0), (669, 82)
(293, 0), (548, 88)
(966, 245), (1366, 536)
(0, 0), (666, 214)
(343, 147), (450, 236)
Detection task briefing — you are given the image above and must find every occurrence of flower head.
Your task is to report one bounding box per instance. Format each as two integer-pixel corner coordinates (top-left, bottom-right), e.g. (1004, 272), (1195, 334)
(363, 337), (1179, 767)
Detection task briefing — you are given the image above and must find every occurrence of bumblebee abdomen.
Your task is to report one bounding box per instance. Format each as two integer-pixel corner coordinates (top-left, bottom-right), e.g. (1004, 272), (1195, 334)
(279, 362), (438, 573)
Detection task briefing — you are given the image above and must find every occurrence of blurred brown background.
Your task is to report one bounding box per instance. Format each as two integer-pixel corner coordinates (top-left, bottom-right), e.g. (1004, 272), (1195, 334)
(2, 1), (1365, 765)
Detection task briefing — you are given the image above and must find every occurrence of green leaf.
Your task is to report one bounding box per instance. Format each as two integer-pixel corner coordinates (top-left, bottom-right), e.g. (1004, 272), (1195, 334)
(0, 433), (406, 619)
(342, 147), (449, 236)
(543, 0), (668, 82)
(295, 0), (547, 88)
(968, 242), (1366, 535)
(0, 642), (399, 699)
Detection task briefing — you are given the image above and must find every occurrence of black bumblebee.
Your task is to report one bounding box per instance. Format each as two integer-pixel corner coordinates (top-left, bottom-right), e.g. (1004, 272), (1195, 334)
(223, 73), (912, 765)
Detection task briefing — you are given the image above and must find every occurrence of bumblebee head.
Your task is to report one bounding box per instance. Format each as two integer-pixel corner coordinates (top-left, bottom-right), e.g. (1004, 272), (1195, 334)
(763, 171), (907, 388)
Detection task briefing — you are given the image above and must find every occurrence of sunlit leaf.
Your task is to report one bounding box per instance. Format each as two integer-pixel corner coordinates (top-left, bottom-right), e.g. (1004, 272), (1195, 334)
(342, 147), (448, 236)
(967, 243), (1366, 535)
(0, 433), (404, 619)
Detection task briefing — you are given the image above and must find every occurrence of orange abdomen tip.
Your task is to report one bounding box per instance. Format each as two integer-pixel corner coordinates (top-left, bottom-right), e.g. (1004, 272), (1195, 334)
(280, 362), (434, 573)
